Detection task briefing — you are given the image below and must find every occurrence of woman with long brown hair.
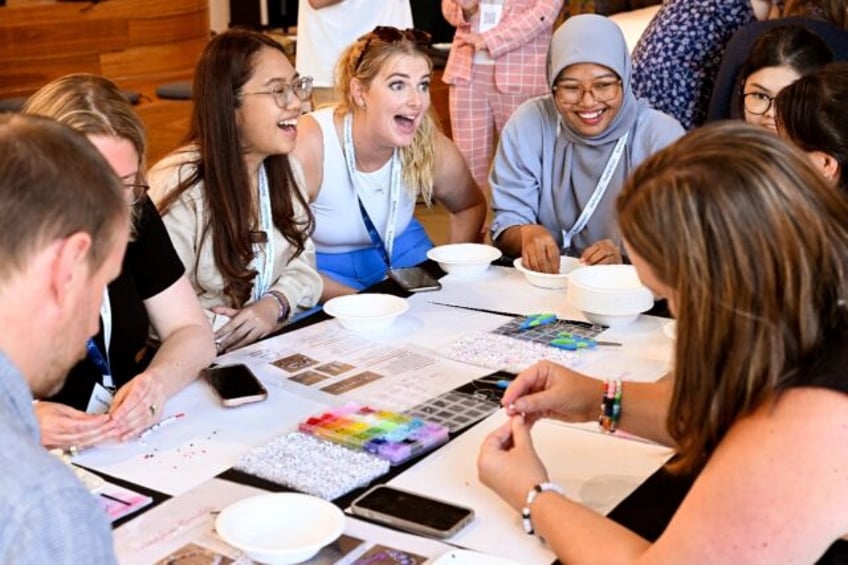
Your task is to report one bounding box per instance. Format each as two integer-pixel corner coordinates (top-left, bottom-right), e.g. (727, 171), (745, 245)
(149, 29), (322, 352)
(478, 122), (848, 562)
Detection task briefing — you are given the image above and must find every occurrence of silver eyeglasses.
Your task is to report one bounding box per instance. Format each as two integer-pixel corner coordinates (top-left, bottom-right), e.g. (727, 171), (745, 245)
(239, 76), (314, 108)
(553, 79), (622, 104)
(742, 91), (776, 116)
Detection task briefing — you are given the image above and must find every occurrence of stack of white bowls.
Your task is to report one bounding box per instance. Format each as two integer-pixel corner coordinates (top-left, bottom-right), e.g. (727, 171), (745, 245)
(566, 265), (654, 327)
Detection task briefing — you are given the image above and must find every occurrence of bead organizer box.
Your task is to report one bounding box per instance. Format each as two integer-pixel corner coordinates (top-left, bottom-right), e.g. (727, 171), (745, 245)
(298, 403), (450, 465)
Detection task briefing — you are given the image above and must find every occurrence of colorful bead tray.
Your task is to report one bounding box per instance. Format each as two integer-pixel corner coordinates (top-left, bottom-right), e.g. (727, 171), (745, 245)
(297, 403), (450, 465)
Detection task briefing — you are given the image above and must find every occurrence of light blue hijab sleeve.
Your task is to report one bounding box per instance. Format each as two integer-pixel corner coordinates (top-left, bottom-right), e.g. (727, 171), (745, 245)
(491, 14), (684, 254)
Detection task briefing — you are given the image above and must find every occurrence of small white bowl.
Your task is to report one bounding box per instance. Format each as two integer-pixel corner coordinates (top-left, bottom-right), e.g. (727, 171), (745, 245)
(323, 294), (409, 332)
(514, 256), (582, 289)
(567, 265), (653, 327)
(427, 243), (502, 277)
(215, 492), (345, 564)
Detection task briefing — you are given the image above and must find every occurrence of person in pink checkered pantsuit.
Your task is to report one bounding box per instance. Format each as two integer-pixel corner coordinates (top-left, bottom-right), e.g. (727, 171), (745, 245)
(442, 0), (564, 193)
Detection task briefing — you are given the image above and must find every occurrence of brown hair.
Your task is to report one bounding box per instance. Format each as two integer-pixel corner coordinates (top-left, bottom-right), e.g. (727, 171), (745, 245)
(22, 73), (147, 234)
(617, 122), (848, 473)
(156, 29), (313, 307)
(0, 114), (127, 278)
(776, 61), (848, 191)
(783, 0), (848, 28)
(334, 27), (438, 204)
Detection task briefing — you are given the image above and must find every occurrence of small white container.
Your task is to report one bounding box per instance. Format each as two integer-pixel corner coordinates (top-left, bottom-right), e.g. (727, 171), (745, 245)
(427, 243), (502, 277)
(514, 256), (582, 289)
(215, 492), (345, 564)
(323, 294), (409, 332)
(567, 265), (653, 327)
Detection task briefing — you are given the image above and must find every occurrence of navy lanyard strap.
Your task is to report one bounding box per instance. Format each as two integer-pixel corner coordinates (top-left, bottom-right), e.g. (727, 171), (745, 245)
(86, 338), (114, 390)
(357, 198), (392, 267)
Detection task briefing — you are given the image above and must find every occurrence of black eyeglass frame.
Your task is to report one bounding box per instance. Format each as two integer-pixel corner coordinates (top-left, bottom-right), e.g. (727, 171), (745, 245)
(742, 91), (776, 116)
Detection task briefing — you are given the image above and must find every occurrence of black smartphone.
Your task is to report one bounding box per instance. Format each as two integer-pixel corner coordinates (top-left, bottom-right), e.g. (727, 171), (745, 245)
(349, 485), (474, 538)
(388, 267), (442, 293)
(202, 364), (268, 407)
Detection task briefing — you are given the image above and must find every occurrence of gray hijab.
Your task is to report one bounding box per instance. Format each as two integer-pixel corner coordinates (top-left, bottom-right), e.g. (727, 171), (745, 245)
(548, 14), (653, 252)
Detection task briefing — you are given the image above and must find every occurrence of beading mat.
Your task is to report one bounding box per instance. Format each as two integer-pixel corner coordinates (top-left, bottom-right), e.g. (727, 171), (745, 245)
(235, 431), (389, 500)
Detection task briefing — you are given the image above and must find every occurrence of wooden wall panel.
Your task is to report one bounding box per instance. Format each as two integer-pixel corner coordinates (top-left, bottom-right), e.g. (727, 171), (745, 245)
(99, 37), (207, 83)
(0, 0), (209, 99)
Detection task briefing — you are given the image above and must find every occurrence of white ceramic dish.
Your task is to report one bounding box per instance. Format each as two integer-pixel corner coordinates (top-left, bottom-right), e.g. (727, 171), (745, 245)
(215, 492), (345, 565)
(567, 265), (653, 327)
(323, 294), (409, 332)
(513, 256), (582, 289)
(427, 243), (502, 277)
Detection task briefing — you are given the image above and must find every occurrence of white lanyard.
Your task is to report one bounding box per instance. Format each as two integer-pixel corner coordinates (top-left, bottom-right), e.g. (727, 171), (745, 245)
(561, 132), (629, 251)
(98, 288), (113, 389)
(251, 165), (276, 302)
(343, 112), (402, 264)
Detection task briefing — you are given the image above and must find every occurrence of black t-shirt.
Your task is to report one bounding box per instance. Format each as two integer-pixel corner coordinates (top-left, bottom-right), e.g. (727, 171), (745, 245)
(49, 197), (185, 410)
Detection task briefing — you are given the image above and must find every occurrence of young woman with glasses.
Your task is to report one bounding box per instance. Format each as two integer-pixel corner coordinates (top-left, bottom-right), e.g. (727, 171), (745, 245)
(149, 29), (323, 352)
(489, 14), (684, 274)
(22, 74), (216, 451)
(736, 25), (832, 131)
(291, 26), (487, 298)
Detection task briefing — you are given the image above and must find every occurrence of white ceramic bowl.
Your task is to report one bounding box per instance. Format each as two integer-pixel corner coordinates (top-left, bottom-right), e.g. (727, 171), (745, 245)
(323, 294), (409, 332)
(427, 243), (502, 277)
(215, 492), (345, 564)
(513, 256), (582, 289)
(567, 265), (653, 327)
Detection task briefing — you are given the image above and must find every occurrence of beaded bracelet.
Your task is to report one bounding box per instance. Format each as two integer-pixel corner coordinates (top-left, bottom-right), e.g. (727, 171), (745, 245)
(265, 290), (290, 326)
(521, 482), (565, 535)
(598, 378), (622, 433)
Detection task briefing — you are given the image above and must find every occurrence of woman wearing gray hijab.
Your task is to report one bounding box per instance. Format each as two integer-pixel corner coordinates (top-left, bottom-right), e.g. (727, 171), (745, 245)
(490, 14), (684, 273)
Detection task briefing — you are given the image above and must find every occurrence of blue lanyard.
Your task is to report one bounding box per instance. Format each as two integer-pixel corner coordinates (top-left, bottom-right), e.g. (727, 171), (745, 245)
(86, 338), (114, 390)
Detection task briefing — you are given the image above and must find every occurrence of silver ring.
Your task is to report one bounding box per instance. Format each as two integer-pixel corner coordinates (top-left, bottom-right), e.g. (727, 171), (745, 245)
(149, 404), (157, 417)
(69, 445), (79, 457)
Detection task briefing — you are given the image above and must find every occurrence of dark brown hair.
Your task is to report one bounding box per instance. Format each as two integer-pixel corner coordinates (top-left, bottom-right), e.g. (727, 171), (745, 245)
(776, 61), (848, 191)
(157, 29), (313, 306)
(617, 122), (848, 473)
(784, 0), (848, 28)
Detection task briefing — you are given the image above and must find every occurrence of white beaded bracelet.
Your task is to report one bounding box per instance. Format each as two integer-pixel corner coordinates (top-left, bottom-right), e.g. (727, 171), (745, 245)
(521, 482), (565, 535)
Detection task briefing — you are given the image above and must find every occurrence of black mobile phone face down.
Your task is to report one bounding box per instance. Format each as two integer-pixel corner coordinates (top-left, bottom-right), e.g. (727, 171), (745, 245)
(389, 267), (441, 292)
(203, 364), (268, 407)
(350, 485), (474, 538)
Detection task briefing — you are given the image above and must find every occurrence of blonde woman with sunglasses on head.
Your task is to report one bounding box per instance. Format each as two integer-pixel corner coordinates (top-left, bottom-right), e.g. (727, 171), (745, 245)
(149, 29), (323, 353)
(292, 26), (487, 298)
(23, 74), (215, 452)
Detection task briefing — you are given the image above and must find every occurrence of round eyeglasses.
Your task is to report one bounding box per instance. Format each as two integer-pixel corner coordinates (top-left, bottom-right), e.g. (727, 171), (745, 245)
(553, 79), (622, 104)
(239, 76), (314, 109)
(742, 91), (776, 116)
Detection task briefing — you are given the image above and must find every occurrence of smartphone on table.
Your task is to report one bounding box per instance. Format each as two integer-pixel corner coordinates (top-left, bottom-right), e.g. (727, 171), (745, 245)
(388, 267), (442, 293)
(349, 485), (474, 538)
(202, 364), (268, 407)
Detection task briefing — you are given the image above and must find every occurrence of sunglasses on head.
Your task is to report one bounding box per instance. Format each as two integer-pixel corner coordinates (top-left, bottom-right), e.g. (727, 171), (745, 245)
(355, 26), (432, 70)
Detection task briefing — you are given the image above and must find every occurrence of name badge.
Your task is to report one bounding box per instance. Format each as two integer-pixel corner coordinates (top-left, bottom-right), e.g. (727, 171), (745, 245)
(85, 382), (114, 415)
(479, 0), (504, 33)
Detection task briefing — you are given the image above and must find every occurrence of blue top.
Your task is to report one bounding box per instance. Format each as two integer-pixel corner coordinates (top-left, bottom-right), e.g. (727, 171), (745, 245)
(631, 0), (754, 129)
(0, 351), (116, 564)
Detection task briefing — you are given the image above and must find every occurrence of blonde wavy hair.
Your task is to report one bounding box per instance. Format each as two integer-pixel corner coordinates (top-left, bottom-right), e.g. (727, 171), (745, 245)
(334, 27), (438, 205)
